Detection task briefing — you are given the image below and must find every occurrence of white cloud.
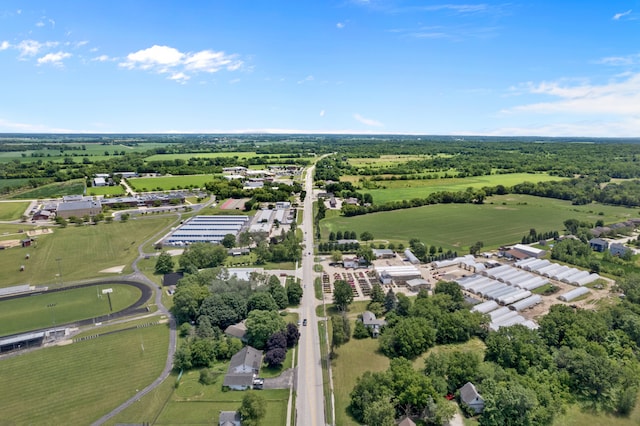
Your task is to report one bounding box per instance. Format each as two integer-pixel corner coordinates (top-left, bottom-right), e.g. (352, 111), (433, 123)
(354, 113), (383, 127)
(320, 110), (325, 117)
(422, 4), (489, 13)
(120, 45), (243, 81)
(92, 54), (111, 62)
(16, 39), (58, 57)
(336, 22), (345, 29)
(0, 41), (9, 51)
(504, 73), (640, 116)
(36, 21), (45, 27)
(597, 53), (640, 66)
(297, 75), (314, 84)
(37, 51), (72, 66)
(613, 9), (632, 20)
(0, 117), (75, 133)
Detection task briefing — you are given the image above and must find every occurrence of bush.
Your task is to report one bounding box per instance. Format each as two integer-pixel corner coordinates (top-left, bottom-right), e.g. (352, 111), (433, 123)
(199, 368), (218, 385)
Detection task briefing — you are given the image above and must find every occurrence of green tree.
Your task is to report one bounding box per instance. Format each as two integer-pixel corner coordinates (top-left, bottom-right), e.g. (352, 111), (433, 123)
(479, 381), (539, 426)
(286, 279), (303, 305)
(360, 231), (374, 242)
(363, 398), (396, 426)
(384, 289), (397, 312)
(179, 242), (228, 271)
(221, 233), (236, 248)
(245, 310), (286, 349)
(379, 317), (435, 359)
(239, 392), (267, 426)
(173, 344), (192, 370)
(155, 251), (174, 274)
(349, 371), (394, 423)
(370, 283), (385, 304)
(267, 276), (288, 309)
(353, 319), (371, 339)
(333, 279), (354, 311)
(357, 245), (375, 265)
(247, 292), (278, 313)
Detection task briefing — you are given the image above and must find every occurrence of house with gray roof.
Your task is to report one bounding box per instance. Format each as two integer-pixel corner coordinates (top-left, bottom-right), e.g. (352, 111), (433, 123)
(589, 238), (608, 252)
(223, 346), (263, 390)
(361, 311), (387, 338)
(459, 382), (484, 414)
(218, 411), (241, 426)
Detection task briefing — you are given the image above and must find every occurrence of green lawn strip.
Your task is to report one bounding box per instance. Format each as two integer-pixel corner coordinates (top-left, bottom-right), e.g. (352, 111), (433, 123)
(72, 316), (168, 339)
(0, 324), (168, 425)
(128, 174), (214, 191)
(143, 151), (259, 162)
(321, 194), (639, 252)
(0, 283), (142, 336)
(553, 399), (640, 426)
(9, 179), (86, 199)
(0, 201), (29, 220)
(0, 215), (175, 287)
(87, 185), (127, 196)
(105, 371), (178, 426)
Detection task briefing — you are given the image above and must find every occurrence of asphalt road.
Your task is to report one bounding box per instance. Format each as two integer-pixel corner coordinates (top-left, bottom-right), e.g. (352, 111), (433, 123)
(295, 165), (327, 426)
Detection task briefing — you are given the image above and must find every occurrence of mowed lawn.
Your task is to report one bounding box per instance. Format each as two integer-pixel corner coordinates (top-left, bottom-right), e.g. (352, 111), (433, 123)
(0, 323), (169, 425)
(128, 174), (214, 191)
(87, 185), (127, 196)
(0, 201), (30, 220)
(321, 194), (640, 251)
(143, 151), (259, 162)
(0, 215), (176, 287)
(347, 173), (565, 204)
(9, 179), (86, 199)
(0, 284), (142, 335)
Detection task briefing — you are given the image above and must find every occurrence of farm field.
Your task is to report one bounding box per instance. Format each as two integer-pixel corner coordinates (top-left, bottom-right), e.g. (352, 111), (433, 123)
(0, 322), (169, 425)
(143, 151), (259, 162)
(0, 178), (34, 192)
(0, 142), (166, 163)
(9, 179), (85, 199)
(344, 173), (565, 204)
(128, 174), (214, 191)
(0, 284), (142, 336)
(0, 215), (176, 287)
(0, 201), (29, 220)
(347, 153), (453, 167)
(321, 194), (640, 252)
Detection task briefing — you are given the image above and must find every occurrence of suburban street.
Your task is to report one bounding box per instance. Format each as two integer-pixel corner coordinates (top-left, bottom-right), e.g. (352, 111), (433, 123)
(296, 165), (327, 426)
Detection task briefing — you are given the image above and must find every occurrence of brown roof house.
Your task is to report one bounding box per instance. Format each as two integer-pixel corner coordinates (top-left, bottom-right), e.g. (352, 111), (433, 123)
(459, 382), (484, 414)
(223, 346), (263, 390)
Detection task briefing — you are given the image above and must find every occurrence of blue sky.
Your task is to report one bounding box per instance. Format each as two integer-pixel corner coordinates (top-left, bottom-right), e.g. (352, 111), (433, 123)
(0, 1), (639, 136)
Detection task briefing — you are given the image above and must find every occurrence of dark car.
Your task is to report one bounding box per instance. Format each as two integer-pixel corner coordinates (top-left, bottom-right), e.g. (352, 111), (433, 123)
(303, 318), (308, 326)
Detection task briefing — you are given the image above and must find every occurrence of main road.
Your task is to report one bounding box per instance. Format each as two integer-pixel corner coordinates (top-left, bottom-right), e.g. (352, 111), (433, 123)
(295, 165), (328, 426)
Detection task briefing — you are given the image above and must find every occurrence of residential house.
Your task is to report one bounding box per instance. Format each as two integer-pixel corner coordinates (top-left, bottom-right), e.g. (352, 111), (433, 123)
(459, 382), (484, 414)
(589, 238), (609, 252)
(396, 417), (416, 426)
(223, 346), (263, 390)
(610, 243), (631, 257)
(224, 321), (248, 342)
(361, 311), (387, 338)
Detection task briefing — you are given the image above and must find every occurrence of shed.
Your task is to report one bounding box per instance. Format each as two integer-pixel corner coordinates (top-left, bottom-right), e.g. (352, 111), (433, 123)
(405, 278), (430, 292)
(471, 300), (499, 314)
(558, 287), (590, 302)
(509, 295), (542, 312)
(459, 382), (484, 414)
(219, 411), (241, 426)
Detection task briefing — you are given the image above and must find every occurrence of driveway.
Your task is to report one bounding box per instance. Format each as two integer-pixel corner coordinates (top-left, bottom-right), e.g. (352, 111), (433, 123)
(263, 368), (295, 389)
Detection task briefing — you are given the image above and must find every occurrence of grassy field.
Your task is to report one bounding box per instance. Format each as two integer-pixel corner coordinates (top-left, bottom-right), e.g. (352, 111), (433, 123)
(0, 201), (29, 220)
(321, 194), (640, 252)
(553, 400), (640, 426)
(0, 284), (142, 335)
(0, 142), (166, 163)
(9, 179), (86, 199)
(0, 215), (175, 287)
(143, 151), (259, 162)
(0, 322), (169, 424)
(0, 178), (33, 192)
(128, 174), (214, 191)
(346, 173), (565, 204)
(87, 185), (127, 196)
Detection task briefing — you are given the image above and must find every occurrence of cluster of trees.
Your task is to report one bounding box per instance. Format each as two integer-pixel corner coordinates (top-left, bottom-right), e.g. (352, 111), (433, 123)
(172, 269), (302, 372)
(520, 228), (559, 244)
(318, 241), (361, 254)
(407, 239), (457, 263)
(252, 227), (302, 264)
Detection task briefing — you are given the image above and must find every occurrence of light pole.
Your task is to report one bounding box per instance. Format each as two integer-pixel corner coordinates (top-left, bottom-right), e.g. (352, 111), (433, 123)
(55, 258), (63, 286)
(47, 303), (57, 326)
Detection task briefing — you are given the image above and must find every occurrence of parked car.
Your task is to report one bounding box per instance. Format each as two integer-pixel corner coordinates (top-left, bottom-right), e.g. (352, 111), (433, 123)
(303, 318), (308, 326)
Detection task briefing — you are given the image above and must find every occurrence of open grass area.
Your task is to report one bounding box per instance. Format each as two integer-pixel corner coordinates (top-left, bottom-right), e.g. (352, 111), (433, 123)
(0, 142), (166, 163)
(554, 400), (640, 426)
(347, 173), (565, 204)
(87, 185), (127, 196)
(143, 151), (259, 162)
(0, 323), (169, 424)
(9, 179), (86, 199)
(128, 174), (214, 191)
(0, 178), (33, 192)
(0, 201), (29, 220)
(0, 283), (142, 336)
(150, 368), (289, 425)
(0, 215), (175, 287)
(321, 194), (640, 252)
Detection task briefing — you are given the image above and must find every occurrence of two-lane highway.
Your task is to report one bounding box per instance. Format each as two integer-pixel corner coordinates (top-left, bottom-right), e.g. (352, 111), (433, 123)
(296, 165), (327, 426)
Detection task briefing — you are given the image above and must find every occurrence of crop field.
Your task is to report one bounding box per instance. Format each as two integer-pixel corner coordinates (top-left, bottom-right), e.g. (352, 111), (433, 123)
(0, 215), (176, 287)
(128, 174), (214, 191)
(143, 151), (259, 162)
(347, 153), (452, 167)
(87, 185), (127, 196)
(9, 179), (86, 199)
(0, 284), (142, 336)
(0, 322), (169, 424)
(343, 173), (565, 204)
(0, 201), (29, 220)
(0, 178), (33, 192)
(321, 194), (640, 252)
(0, 142), (166, 163)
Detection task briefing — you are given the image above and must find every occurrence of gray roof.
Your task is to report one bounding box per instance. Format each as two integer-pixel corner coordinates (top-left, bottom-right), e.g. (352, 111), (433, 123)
(223, 373), (254, 387)
(229, 346), (263, 371)
(57, 200), (101, 212)
(219, 411), (241, 426)
(224, 321), (248, 339)
(460, 382), (483, 405)
(362, 311), (386, 327)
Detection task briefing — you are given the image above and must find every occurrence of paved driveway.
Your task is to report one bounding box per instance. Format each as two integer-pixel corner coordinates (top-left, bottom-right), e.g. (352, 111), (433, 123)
(264, 368), (295, 389)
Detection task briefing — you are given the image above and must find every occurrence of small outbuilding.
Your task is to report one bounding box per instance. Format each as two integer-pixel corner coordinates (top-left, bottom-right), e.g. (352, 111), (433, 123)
(459, 382), (484, 414)
(218, 411), (241, 426)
